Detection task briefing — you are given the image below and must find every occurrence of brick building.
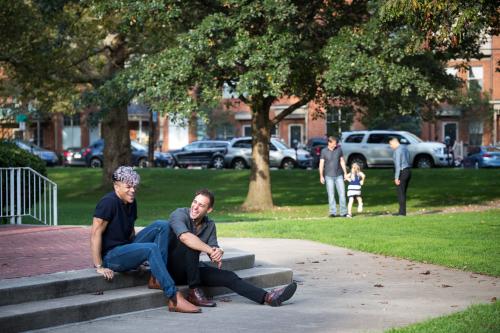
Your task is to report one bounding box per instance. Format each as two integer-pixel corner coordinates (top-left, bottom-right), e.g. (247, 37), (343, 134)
(420, 35), (500, 147)
(2, 36), (498, 154)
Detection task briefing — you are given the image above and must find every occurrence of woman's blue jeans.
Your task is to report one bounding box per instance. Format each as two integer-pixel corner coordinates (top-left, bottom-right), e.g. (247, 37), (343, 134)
(103, 220), (176, 298)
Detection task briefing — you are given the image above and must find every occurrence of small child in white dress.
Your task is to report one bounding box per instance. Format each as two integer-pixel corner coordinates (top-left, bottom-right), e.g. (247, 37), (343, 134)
(346, 163), (366, 218)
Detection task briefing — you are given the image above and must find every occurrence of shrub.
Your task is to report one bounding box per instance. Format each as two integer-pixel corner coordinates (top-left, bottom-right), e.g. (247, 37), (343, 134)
(0, 140), (47, 176)
(0, 140), (49, 224)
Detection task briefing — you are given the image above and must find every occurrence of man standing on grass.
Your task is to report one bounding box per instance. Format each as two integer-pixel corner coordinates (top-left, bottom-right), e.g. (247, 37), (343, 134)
(389, 137), (411, 216)
(319, 136), (349, 217)
(162, 188), (297, 308)
(90, 166), (201, 313)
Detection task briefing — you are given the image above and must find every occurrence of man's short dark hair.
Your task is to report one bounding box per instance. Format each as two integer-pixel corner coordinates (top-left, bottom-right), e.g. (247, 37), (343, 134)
(389, 136), (399, 143)
(195, 188), (215, 208)
(328, 136), (338, 143)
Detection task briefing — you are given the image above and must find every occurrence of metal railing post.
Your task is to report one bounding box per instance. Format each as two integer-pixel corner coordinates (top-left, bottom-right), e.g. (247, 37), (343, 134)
(16, 168), (21, 224)
(10, 168), (15, 224)
(53, 184), (58, 226)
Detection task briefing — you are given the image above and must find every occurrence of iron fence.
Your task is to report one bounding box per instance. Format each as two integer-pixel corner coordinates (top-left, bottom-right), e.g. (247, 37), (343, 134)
(0, 167), (58, 225)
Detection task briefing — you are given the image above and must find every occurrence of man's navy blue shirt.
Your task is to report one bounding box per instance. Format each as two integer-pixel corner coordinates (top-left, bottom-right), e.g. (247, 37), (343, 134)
(94, 191), (137, 256)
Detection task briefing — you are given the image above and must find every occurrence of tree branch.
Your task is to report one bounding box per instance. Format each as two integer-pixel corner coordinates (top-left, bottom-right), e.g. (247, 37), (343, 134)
(270, 98), (309, 125)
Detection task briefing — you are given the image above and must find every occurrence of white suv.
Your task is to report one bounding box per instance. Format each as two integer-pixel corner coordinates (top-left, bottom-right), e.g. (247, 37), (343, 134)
(340, 130), (448, 169)
(224, 137), (313, 169)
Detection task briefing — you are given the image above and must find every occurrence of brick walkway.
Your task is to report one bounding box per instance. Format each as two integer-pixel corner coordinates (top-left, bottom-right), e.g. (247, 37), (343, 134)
(0, 225), (92, 280)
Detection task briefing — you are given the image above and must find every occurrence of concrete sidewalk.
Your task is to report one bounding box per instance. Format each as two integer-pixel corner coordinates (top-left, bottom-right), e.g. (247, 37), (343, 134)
(27, 237), (498, 333)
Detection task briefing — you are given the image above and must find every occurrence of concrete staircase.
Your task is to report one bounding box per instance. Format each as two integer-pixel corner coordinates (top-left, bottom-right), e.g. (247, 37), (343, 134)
(0, 249), (293, 332)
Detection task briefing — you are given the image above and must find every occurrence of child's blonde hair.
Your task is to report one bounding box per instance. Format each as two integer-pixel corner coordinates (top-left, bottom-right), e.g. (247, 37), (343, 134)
(350, 163), (361, 174)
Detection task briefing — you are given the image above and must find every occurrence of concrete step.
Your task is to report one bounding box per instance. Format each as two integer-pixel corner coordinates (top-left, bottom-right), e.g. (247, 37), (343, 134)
(0, 250), (255, 306)
(0, 267), (293, 333)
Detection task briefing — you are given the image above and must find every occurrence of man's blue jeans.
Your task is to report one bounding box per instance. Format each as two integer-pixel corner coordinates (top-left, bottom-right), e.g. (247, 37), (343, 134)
(103, 220), (176, 298)
(325, 175), (347, 216)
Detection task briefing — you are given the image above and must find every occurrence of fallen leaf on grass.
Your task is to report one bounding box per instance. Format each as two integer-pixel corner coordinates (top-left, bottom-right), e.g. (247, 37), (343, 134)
(374, 284), (384, 288)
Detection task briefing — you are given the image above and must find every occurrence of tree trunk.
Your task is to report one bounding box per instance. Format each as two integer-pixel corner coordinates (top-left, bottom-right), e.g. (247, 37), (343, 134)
(148, 109), (155, 166)
(242, 97), (274, 211)
(101, 106), (131, 187)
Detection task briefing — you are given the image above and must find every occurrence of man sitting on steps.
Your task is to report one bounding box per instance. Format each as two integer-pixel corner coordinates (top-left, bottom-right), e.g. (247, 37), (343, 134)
(149, 188), (297, 307)
(90, 166), (200, 313)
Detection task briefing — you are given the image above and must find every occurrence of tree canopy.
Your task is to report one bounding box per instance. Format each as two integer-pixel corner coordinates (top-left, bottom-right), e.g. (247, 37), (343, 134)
(1, 0), (498, 208)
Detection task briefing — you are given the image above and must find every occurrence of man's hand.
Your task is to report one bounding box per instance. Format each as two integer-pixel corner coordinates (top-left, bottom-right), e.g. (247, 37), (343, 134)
(395, 179), (400, 186)
(210, 247), (224, 269)
(96, 267), (114, 280)
(320, 176), (325, 184)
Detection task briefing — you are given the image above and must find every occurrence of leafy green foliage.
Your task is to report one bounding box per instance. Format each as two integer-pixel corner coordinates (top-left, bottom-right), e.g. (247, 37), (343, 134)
(0, 141), (46, 175)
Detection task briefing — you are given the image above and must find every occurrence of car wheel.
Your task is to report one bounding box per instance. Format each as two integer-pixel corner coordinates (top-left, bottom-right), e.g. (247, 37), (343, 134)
(212, 156), (225, 169)
(90, 157), (102, 168)
(138, 158), (149, 168)
(415, 155), (433, 168)
(281, 158), (295, 170)
(348, 155), (367, 169)
(232, 158), (247, 170)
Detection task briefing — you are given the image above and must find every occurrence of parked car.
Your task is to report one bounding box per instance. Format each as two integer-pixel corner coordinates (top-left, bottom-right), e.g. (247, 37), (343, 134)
(62, 147), (87, 166)
(224, 137), (313, 169)
(462, 146), (500, 168)
(306, 137), (327, 168)
(340, 130), (448, 169)
(14, 140), (59, 166)
(169, 140), (229, 169)
(83, 139), (172, 168)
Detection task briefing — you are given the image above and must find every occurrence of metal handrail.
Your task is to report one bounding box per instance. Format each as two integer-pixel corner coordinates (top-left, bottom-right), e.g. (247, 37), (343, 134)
(0, 167), (58, 225)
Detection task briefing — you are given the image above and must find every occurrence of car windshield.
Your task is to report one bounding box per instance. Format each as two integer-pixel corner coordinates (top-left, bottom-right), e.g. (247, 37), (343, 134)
(272, 139), (290, 150)
(405, 132), (423, 143)
(16, 141), (42, 152)
(131, 141), (147, 151)
(485, 146), (500, 152)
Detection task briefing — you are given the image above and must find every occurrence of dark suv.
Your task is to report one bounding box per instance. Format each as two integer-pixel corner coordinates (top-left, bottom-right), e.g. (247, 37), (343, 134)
(306, 137), (327, 168)
(83, 139), (172, 168)
(169, 140), (229, 169)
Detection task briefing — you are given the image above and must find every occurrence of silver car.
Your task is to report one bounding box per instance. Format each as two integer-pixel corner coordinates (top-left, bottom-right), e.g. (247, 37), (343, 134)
(340, 130), (448, 169)
(224, 137), (312, 169)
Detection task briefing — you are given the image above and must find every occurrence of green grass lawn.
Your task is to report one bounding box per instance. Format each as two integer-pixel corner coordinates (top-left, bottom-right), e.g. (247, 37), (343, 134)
(49, 167), (500, 225)
(386, 301), (500, 333)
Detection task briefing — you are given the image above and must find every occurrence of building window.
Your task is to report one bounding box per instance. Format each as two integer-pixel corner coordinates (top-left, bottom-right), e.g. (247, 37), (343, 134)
(242, 125), (251, 136)
(468, 66), (483, 91)
(469, 121), (483, 146)
(63, 114), (81, 149)
(289, 124), (303, 148)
